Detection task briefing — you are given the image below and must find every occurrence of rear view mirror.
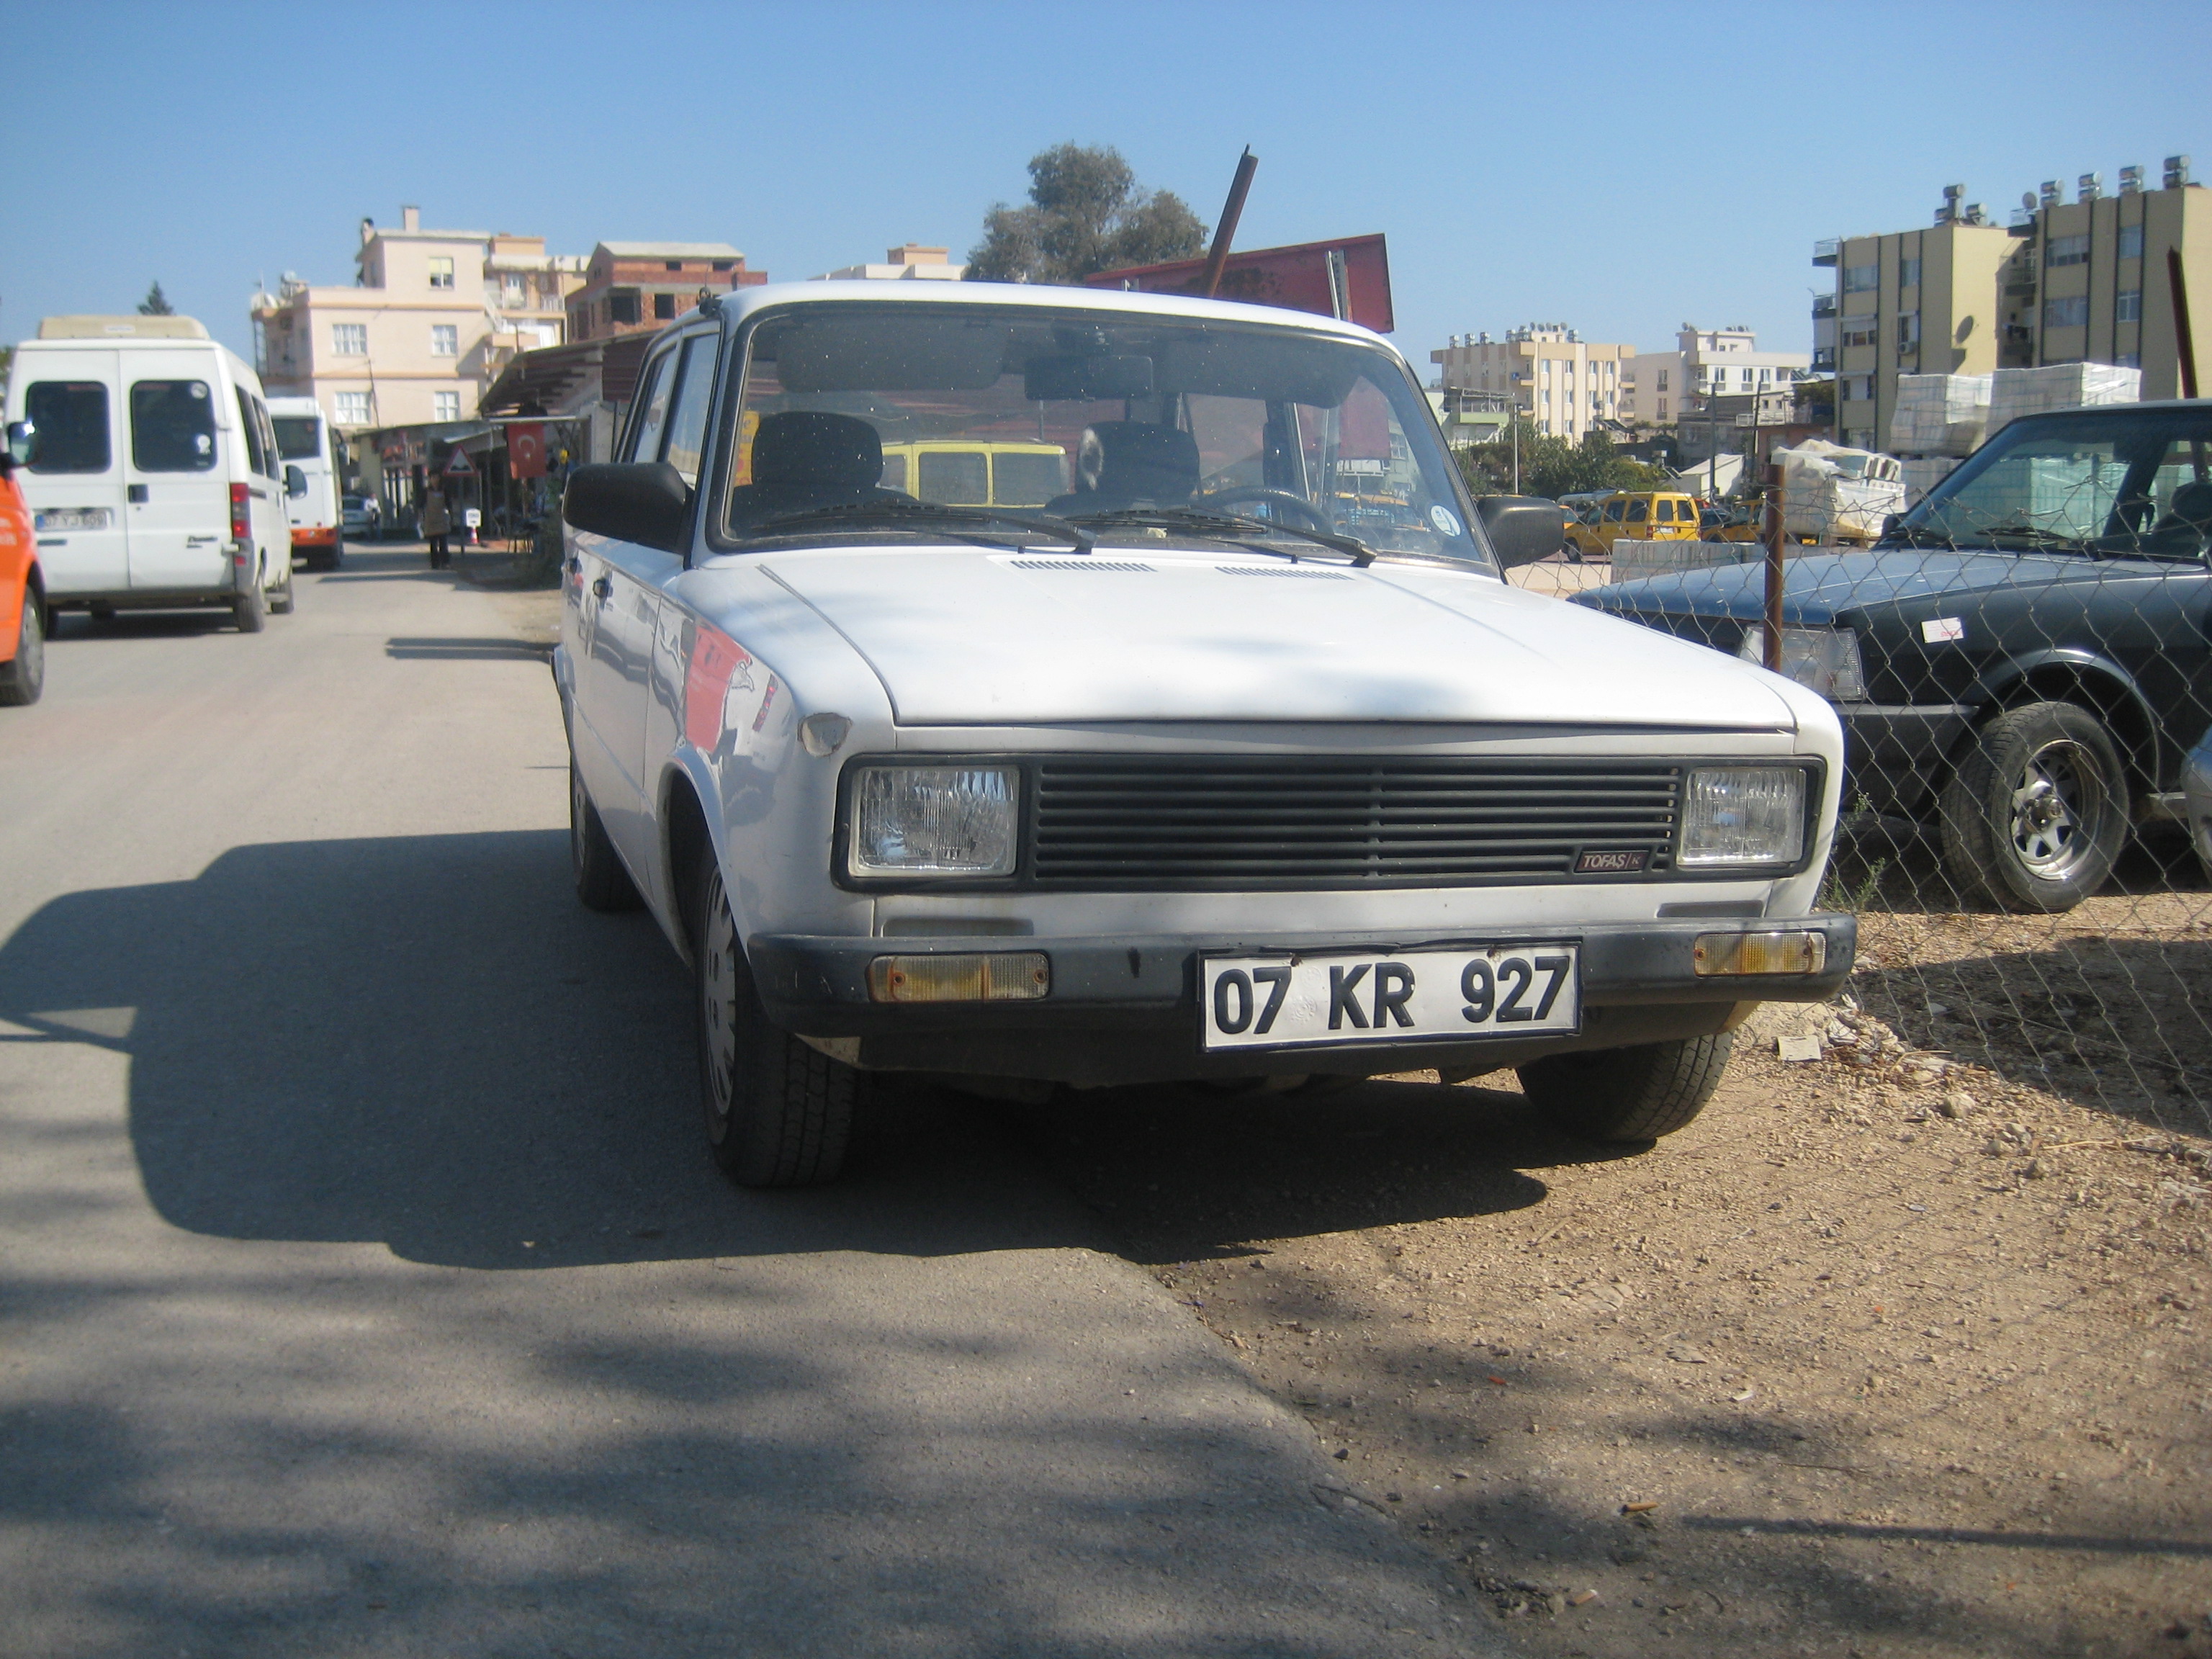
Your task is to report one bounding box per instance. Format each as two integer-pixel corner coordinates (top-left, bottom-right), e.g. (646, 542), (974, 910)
(1475, 496), (1568, 569)
(4, 421), (35, 466)
(285, 464), (308, 498)
(564, 462), (691, 554)
(1023, 354), (1154, 403)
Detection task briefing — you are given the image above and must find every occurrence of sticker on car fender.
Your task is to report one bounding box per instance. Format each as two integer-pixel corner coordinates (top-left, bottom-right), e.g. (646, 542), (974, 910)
(1921, 616), (1966, 643)
(1202, 944), (1581, 1051)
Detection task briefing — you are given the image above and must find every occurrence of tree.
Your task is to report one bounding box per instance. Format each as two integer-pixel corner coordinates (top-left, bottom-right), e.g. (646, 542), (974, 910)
(138, 282), (174, 316)
(1455, 420), (1667, 500)
(966, 143), (1207, 285)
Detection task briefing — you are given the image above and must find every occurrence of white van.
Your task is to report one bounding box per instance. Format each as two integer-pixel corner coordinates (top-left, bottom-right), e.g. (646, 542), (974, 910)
(5, 315), (296, 631)
(267, 395), (343, 570)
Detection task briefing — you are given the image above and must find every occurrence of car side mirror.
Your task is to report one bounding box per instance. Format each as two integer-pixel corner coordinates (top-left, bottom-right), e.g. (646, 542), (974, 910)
(284, 464), (308, 498)
(5, 421), (35, 466)
(563, 462), (691, 554)
(1475, 496), (1569, 570)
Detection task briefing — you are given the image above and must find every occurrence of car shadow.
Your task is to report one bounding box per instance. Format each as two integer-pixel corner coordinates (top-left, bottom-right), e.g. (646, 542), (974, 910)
(384, 636), (552, 662)
(50, 609), (243, 642)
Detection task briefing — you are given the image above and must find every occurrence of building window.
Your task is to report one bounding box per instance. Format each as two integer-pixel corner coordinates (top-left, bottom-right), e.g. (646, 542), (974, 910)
(428, 255), (455, 289)
(2116, 351), (2141, 369)
(1842, 263), (1879, 292)
(431, 324), (458, 357)
(331, 323), (367, 356)
(1657, 398), (1668, 418)
(711, 260), (734, 272)
(2046, 234), (2090, 268)
(1897, 312), (1920, 349)
(1842, 319), (1879, 348)
(433, 390), (461, 423)
(653, 292), (678, 320)
(665, 261), (683, 272)
(2044, 295), (2090, 328)
(2118, 225), (2144, 259)
(608, 289), (641, 325)
(2117, 289), (2143, 322)
(335, 391), (371, 426)
(1655, 369), (1668, 390)
(1897, 256), (1921, 288)
(502, 273), (526, 305)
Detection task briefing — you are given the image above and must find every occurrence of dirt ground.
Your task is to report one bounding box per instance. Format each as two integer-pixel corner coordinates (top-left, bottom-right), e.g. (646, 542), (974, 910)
(999, 893), (2212, 1658)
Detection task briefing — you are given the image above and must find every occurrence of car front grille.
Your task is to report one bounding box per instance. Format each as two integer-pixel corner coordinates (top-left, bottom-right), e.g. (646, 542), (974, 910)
(1028, 757), (1683, 889)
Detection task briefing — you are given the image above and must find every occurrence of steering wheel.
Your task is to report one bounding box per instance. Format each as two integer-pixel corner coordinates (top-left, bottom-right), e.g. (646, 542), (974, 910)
(1197, 486), (1336, 536)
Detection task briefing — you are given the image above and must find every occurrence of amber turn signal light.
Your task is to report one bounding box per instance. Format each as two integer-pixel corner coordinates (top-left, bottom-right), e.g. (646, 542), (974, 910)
(1692, 930), (1826, 976)
(866, 952), (1051, 1003)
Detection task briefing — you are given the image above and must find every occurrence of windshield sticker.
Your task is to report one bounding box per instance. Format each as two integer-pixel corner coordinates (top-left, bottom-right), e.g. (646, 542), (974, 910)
(1429, 505), (1462, 537)
(1922, 617), (1966, 644)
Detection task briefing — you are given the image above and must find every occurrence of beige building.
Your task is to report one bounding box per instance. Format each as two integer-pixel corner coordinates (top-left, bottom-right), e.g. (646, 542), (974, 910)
(251, 205), (584, 434)
(811, 243), (966, 282)
(1622, 324), (1809, 430)
(1998, 158), (2211, 397)
(1430, 323), (1631, 441)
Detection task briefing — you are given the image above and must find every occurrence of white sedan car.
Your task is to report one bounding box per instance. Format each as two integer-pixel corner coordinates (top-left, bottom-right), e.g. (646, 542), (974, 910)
(555, 283), (1854, 1187)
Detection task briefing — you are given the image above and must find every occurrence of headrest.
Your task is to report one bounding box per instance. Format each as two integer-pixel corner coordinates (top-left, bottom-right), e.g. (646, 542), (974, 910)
(750, 411), (883, 491)
(2168, 478), (2212, 526)
(1075, 421), (1199, 503)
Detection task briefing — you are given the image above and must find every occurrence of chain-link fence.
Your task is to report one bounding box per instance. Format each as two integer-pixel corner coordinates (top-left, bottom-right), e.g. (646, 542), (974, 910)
(1575, 394), (2212, 1154)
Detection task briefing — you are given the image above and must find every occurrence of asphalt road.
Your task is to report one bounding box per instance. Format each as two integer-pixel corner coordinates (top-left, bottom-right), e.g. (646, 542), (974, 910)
(0, 548), (1480, 1658)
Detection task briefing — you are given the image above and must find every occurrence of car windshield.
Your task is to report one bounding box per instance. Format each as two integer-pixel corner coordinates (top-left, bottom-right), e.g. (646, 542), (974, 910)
(718, 300), (1491, 569)
(1901, 406), (2212, 558)
(272, 416), (323, 461)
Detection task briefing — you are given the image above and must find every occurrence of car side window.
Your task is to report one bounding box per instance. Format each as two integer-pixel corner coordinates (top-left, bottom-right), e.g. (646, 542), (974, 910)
(1653, 500), (1673, 523)
(253, 397), (282, 480)
(1602, 499), (1626, 523)
(661, 336), (719, 489)
(130, 379), (217, 472)
(1627, 498), (1649, 522)
(625, 351), (678, 464)
(24, 382), (110, 473)
(234, 388), (268, 476)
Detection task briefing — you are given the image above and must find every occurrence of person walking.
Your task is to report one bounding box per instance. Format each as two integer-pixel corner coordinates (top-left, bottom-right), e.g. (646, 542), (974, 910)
(420, 486), (451, 570)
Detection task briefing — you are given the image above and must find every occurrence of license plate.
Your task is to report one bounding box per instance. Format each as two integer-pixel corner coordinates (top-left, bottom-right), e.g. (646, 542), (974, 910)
(33, 508), (112, 532)
(1202, 944), (1580, 1051)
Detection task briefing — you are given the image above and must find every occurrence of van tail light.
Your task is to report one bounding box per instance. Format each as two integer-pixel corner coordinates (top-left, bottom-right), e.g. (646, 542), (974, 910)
(230, 482), (251, 542)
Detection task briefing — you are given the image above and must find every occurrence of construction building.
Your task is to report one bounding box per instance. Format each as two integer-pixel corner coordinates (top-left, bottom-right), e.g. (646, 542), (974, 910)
(1429, 324), (1632, 441)
(566, 243), (766, 343)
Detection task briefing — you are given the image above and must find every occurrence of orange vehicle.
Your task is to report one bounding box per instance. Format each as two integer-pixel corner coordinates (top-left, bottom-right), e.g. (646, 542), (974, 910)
(0, 438), (44, 706)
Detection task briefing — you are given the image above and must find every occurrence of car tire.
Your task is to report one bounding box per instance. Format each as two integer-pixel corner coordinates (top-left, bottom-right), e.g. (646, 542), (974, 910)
(269, 563), (295, 616)
(231, 580), (266, 634)
(1939, 701), (2126, 914)
(696, 860), (855, 1188)
(570, 756), (642, 912)
(0, 593), (45, 706)
(329, 536), (345, 571)
(1516, 1030), (1735, 1142)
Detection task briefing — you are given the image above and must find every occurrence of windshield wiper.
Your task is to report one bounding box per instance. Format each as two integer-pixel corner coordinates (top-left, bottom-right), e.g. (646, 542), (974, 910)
(1064, 505), (1376, 567)
(739, 498), (1094, 554)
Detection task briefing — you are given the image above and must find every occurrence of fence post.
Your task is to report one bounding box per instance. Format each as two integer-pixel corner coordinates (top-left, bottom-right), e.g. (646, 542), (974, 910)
(1763, 461), (1785, 672)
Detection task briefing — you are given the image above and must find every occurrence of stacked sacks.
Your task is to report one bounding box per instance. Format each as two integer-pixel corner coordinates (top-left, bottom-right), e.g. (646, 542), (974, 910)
(1887, 373), (1990, 457)
(1987, 363), (2140, 433)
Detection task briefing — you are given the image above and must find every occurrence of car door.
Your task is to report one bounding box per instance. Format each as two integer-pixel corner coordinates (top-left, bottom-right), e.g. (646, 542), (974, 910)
(17, 351), (130, 596)
(124, 352), (230, 590)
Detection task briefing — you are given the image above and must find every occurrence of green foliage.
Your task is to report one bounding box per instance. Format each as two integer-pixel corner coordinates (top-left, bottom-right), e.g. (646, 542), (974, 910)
(1455, 419), (1668, 500)
(1794, 377), (1836, 422)
(138, 282), (174, 316)
(966, 144), (1207, 285)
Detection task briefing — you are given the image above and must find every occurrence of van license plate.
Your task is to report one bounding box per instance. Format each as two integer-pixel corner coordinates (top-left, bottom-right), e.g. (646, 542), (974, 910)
(34, 508), (112, 532)
(1202, 945), (1580, 1051)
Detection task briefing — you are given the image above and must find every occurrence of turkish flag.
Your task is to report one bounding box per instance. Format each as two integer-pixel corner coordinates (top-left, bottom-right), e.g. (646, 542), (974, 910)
(507, 422), (547, 480)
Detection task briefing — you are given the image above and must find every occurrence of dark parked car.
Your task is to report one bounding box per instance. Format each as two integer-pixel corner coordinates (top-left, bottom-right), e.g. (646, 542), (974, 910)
(1578, 400), (2212, 914)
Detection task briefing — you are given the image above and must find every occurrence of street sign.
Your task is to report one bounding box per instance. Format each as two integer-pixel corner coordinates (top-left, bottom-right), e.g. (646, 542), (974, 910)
(442, 450), (475, 477)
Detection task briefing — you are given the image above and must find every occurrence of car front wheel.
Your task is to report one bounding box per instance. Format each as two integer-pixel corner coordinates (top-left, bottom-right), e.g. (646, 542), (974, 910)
(0, 593), (45, 706)
(1939, 701), (2126, 913)
(1516, 1030), (1735, 1141)
(696, 863), (855, 1187)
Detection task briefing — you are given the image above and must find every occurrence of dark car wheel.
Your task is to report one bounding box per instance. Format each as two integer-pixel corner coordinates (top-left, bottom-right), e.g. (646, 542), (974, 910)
(696, 862), (855, 1187)
(570, 755), (642, 912)
(1516, 1031), (1735, 1141)
(1940, 701), (2126, 914)
(0, 593), (45, 706)
(231, 580), (266, 634)
(269, 564), (295, 616)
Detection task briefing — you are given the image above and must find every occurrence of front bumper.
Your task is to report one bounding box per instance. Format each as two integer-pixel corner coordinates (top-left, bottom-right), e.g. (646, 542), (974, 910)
(1838, 703), (1976, 816)
(750, 913), (1856, 1087)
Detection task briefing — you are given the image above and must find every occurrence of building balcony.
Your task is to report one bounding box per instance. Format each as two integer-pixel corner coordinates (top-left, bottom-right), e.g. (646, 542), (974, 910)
(1812, 239), (1840, 266)
(1811, 294), (1837, 318)
(1810, 349), (1837, 373)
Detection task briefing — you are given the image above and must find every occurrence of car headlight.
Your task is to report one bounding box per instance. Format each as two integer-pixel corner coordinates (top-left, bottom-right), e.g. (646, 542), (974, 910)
(848, 764), (1019, 878)
(1738, 626), (1865, 701)
(1679, 767), (1807, 867)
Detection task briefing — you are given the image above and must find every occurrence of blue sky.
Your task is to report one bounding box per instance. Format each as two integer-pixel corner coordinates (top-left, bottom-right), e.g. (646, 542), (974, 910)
(4, 1), (2205, 371)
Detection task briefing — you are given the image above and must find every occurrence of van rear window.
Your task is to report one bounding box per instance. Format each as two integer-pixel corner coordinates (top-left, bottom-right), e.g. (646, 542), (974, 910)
(24, 382), (110, 473)
(131, 380), (217, 472)
(993, 451), (1066, 507)
(273, 416), (323, 461)
(917, 451), (988, 505)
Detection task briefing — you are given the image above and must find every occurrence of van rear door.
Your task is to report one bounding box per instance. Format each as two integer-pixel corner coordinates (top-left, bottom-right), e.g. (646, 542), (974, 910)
(123, 352), (230, 591)
(16, 349), (129, 596)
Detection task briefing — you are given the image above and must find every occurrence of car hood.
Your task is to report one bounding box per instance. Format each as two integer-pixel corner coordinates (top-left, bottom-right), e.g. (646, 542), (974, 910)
(1578, 549), (2098, 625)
(757, 546), (1799, 729)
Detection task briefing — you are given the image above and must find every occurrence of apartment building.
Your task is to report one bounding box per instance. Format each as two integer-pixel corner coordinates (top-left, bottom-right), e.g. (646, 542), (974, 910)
(811, 243), (966, 281)
(1622, 324), (1808, 429)
(1997, 158), (2210, 396)
(1429, 324), (1631, 441)
(251, 206), (583, 433)
(567, 243), (765, 342)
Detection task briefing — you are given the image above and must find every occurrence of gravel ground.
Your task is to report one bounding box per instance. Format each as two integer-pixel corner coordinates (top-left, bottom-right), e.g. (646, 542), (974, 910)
(999, 989), (2211, 1658)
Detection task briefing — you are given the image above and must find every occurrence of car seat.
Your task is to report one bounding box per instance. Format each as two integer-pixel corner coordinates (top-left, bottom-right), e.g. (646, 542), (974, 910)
(2144, 477), (2212, 553)
(727, 411), (900, 526)
(1044, 422), (1199, 516)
